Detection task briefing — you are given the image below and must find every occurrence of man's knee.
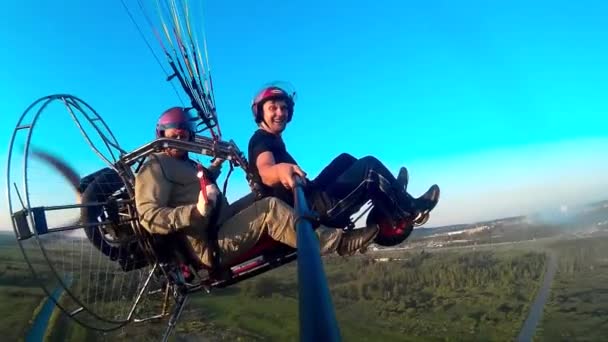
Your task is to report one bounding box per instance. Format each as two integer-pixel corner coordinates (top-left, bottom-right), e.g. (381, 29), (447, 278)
(258, 197), (294, 217)
(359, 155), (382, 168)
(335, 152), (357, 164)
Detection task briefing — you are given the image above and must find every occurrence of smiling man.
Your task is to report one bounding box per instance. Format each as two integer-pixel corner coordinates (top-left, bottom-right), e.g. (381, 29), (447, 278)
(247, 83), (440, 246)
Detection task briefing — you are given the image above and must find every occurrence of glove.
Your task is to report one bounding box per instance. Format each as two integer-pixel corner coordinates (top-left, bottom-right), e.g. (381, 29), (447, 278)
(196, 183), (220, 216)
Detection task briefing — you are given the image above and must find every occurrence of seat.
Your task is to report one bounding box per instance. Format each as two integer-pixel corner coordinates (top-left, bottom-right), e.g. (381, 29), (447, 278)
(80, 166), (298, 285)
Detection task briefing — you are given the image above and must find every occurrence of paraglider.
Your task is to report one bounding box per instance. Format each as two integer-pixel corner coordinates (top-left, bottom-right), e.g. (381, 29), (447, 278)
(5, 1), (439, 341)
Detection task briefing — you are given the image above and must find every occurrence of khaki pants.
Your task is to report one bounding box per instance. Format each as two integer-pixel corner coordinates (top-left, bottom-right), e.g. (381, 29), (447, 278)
(215, 197), (343, 266)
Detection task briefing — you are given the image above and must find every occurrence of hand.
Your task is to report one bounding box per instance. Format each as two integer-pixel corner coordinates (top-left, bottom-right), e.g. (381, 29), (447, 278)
(210, 158), (225, 168)
(196, 183), (220, 216)
(276, 163), (307, 190)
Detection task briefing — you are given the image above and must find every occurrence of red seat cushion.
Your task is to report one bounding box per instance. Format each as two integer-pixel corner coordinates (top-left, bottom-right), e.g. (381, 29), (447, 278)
(226, 233), (286, 267)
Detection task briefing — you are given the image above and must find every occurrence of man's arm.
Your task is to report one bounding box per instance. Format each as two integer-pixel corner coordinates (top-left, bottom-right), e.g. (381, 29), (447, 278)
(256, 151), (306, 189)
(256, 151), (282, 187)
(135, 159), (207, 235)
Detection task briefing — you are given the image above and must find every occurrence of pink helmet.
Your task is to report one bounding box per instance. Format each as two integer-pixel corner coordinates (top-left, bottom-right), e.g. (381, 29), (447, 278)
(155, 107), (197, 140)
(251, 83), (296, 123)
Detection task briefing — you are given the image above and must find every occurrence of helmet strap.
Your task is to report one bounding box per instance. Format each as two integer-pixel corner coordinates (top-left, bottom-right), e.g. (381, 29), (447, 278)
(256, 103), (271, 131)
(260, 118), (272, 131)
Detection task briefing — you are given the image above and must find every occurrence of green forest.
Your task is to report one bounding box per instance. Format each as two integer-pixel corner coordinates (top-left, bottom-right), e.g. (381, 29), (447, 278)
(65, 248), (547, 341)
(3, 231), (608, 341)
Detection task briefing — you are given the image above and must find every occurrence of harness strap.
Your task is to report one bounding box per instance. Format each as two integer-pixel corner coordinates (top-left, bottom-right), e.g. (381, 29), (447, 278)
(196, 163), (209, 203)
(195, 162), (222, 275)
(222, 161), (235, 195)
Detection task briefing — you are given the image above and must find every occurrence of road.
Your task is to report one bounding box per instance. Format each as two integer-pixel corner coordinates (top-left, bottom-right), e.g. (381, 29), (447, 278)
(516, 251), (558, 342)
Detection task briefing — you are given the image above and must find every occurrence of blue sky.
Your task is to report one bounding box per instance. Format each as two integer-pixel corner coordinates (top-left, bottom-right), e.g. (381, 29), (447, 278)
(2, 0), (608, 229)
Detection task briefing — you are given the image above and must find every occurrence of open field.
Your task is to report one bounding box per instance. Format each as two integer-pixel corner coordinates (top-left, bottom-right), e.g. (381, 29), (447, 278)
(0, 233), (48, 341)
(2, 200), (608, 341)
(535, 235), (608, 341)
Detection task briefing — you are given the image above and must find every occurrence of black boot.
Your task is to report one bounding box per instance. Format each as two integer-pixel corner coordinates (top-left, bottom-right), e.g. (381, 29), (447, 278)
(396, 167), (439, 214)
(397, 166), (409, 190)
(414, 184), (440, 213)
(337, 225), (379, 256)
(391, 183), (440, 223)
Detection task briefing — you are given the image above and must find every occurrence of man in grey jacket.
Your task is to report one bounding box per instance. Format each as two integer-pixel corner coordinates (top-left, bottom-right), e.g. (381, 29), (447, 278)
(134, 107), (377, 269)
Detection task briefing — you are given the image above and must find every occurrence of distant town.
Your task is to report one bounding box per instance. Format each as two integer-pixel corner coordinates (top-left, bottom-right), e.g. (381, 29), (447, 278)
(370, 199), (608, 252)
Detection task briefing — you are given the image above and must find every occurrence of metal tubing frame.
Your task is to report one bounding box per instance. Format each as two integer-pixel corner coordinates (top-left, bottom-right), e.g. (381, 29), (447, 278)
(6, 95), (135, 332)
(7, 94), (344, 338)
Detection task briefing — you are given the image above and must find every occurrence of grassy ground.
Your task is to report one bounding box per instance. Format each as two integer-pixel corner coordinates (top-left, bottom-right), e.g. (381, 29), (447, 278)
(151, 248), (545, 341)
(5, 230), (608, 341)
(0, 234), (48, 341)
(535, 235), (608, 341)
(44, 246), (547, 342)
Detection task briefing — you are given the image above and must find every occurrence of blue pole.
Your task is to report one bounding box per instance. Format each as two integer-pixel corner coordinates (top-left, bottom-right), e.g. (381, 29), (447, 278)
(293, 178), (341, 342)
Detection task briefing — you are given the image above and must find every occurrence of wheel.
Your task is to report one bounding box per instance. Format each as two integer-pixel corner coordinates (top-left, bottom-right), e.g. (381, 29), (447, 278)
(366, 207), (414, 247)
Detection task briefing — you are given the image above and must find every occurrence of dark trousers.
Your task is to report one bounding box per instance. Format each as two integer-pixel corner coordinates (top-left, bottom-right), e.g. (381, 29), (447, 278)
(307, 153), (414, 227)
